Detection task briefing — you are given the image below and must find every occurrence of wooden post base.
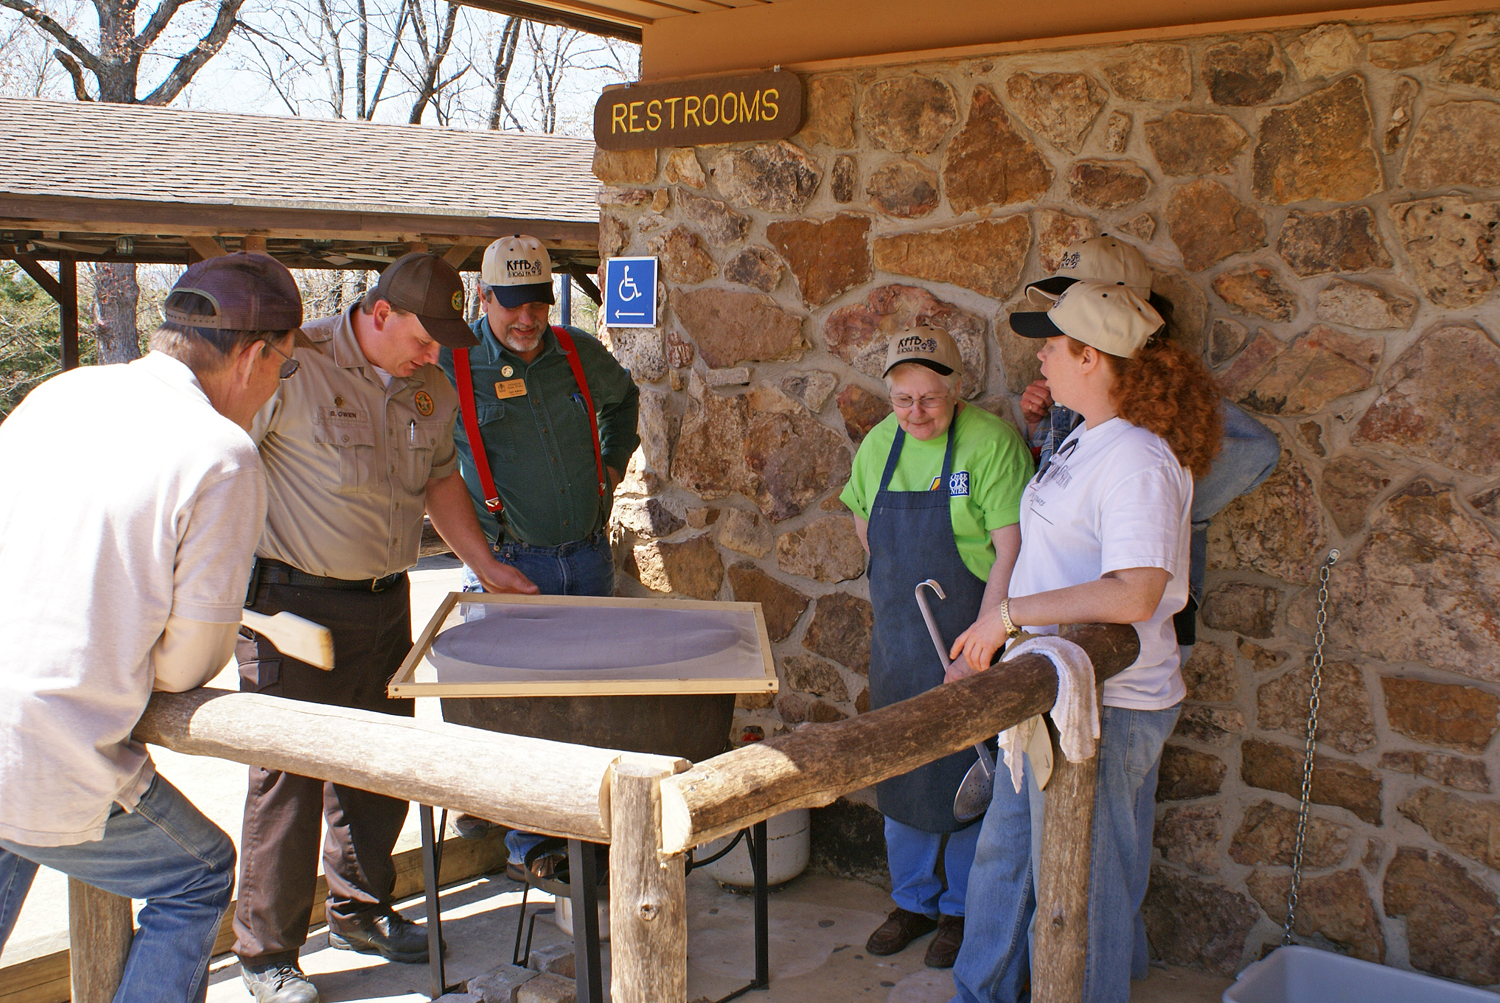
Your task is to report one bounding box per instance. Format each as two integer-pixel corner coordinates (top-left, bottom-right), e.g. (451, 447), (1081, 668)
(67, 879), (132, 1003)
(1032, 720), (1100, 1003)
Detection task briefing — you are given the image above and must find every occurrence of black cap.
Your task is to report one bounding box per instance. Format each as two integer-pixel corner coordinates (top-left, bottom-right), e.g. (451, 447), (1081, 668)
(371, 252), (478, 349)
(165, 252), (304, 333)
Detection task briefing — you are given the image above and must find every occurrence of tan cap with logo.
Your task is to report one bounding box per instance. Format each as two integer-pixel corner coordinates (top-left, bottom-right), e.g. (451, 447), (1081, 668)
(481, 235), (556, 308)
(1010, 281), (1164, 359)
(370, 252), (477, 348)
(1024, 235), (1154, 308)
(882, 323), (963, 377)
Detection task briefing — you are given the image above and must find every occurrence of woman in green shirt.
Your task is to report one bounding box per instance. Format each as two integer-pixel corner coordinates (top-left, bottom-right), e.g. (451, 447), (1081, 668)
(838, 324), (1033, 968)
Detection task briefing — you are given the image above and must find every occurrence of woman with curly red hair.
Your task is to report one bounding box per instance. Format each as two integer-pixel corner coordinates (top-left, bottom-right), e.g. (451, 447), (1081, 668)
(947, 281), (1221, 1003)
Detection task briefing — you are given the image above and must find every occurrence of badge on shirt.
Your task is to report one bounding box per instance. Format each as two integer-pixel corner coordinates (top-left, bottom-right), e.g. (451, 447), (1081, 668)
(501, 365), (515, 378)
(926, 471), (971, 496)
(414, 391), (434, 416)
(495, 379), (528, 400)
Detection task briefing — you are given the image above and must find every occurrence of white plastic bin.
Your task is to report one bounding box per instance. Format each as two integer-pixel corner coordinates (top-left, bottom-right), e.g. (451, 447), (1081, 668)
(1224, 946), (1497, 1003)
(695, 809), (810, 888)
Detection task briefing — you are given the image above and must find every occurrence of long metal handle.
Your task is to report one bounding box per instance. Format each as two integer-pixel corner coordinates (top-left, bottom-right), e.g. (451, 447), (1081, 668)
(914, 579), (952, 671)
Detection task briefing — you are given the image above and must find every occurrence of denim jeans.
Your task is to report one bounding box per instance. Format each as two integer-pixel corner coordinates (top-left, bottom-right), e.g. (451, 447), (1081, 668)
(461, 531), (615, 598)
(1188, 401), (1280, 603)
(885, 817), (980, 918)
(950, 705), (1180, 1003)
(0, 774), (234, 1003)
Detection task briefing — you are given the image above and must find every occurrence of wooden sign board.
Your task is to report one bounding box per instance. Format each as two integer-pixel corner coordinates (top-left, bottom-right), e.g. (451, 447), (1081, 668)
(388, 592), (779, 698)
(593, 70), (804, 151)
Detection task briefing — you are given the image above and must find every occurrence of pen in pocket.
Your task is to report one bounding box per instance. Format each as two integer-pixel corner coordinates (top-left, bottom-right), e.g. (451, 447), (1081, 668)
(408, 419), (416, 444)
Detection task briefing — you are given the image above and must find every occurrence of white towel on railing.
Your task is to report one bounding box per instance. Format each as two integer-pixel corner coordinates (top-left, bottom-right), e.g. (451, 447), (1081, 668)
(996, 635), (1100, 794)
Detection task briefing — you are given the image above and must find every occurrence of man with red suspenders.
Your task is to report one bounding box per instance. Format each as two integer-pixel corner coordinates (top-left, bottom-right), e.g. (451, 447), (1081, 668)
(439, 235), (639, 844)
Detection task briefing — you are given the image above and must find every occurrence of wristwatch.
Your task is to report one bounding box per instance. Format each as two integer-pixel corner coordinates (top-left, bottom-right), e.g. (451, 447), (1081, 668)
(999, 597), (1021, 640)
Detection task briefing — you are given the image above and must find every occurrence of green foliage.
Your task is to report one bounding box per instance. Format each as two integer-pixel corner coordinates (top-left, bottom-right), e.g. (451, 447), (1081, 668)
(1, 262), (70, 422)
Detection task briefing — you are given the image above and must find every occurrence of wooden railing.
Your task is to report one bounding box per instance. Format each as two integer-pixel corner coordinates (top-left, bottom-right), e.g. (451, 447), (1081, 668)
(66, 622), (1137, 1003)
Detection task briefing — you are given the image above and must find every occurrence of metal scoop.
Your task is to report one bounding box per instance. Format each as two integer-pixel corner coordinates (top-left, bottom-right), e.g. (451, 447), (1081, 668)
(914, 579), (996, 824)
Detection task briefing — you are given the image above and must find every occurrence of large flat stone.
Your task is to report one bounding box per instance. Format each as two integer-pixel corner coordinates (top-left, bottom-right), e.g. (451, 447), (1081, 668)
(1200, 582), (1279, 638)
(1369, 31), (1455, 69)
(1380, 750), (1490, 793)
(1354, 324), (1500, 476)
(717, 507), (774, 560)
(799, 75), (855, 147)
(744, 386), (853, 522)
(1153, 804), (1222, 874)
(1401, 100), (1500, 190)
(676, 188), (750, 246)
(615, 497), (685, 539)
(1229, 799), (1350, 868)
(1102, 43), (1192, 100)
(725, 245), (784, 293)
(871, 215), (1030, 300)
(726, 562), (809, 641)
(1284, 23), (1359, 80)
(865, 159), (939, 218)
(671, 287), (806, 368)
(802, 591), (874, 674)
(1205, 448), (1327, 584)
(1315, 277), (1417, 330)
(779, 370), (837, 412)
(1181, 640), (1238, 702)
(670, 380), (754, 502)
(1399, 787), (1500, 869)
(649, 225), (717, 285)
(592, 148), (656, 184)
(1240, 738), (1381, 823)
(777, 517), (866, 583)
(1258, 660), (1375, 755)
(1203, 36), (1285, 106)
(835, 384), (890, 443)
(1157, 745), (1226, 800)
(470, 963), (539, 1003)
(1067, 159), (1151, 210)
(1165, 179), (1266, 271)
(823, 284), (987, 398)
(1438, 43), (1500, 93)
(1276, 205), (1390, 277)
(1219, 326), (1380, 416)
(707, 141), (822, 214)
(1173, 705), (1245, 746)
(830, 154), (856, 203)
(1388, 197), (1500, 308)
(633, 533), (724, 600)
(1246, 869), (1384, 963)
(1381, 676), (1499, 754)
(780, 652), (849, 702)
(1005, 71), (1106, 153)
(605, 327), (666, 382)
(1145, 110), (1248, 177)
(1141, 868), (1257, 975)
(1252, 76), (1381, 204)
(1384, 847), (1500, 985)
(859, 75), (958, 154)
(1319, 453), (1393, 535)
(1211, 265), (1297, 322)
(766, 213), (873, 307)
(942, 85), (1052, 214)
(664, 147), (706, 188)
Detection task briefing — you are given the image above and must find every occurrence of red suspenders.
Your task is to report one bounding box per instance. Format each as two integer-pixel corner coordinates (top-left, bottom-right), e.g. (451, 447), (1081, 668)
(453, 325), (607, 515)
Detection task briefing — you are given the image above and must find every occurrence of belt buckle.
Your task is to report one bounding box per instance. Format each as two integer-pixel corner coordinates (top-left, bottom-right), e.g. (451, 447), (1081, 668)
(371, 575), (388, 593)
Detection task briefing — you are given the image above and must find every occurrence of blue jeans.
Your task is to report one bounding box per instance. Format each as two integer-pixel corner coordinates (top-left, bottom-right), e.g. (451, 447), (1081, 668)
(461, 531), (615, 598)
(1188, 401), (1279, 603)
(951, 705), (1180, 1003)
(885, 817), (980, 918)
(0, 774), (234, 1003)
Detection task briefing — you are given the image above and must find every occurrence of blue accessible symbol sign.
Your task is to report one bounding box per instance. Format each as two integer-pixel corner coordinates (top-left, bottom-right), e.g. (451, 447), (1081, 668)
(603, 256), (659, 328)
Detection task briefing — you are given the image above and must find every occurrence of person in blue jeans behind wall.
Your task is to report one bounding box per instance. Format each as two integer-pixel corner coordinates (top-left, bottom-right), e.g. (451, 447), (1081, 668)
(438, 234), (640, 848)
(1016, 236), (1280, 655)
(946, 282), (1225, 1003)
(0, 255), (304, 1003)
(839, 325), (1035, 969)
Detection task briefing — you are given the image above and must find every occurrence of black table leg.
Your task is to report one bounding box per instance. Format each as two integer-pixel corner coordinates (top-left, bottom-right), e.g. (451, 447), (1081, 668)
(420, 805), (446, 999)
(568, 839), (604, 1003)
(752, 820), (769, 989)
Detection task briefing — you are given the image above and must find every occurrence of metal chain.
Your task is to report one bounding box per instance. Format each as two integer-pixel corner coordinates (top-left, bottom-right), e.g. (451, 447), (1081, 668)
(1283, 548), (1340, 945)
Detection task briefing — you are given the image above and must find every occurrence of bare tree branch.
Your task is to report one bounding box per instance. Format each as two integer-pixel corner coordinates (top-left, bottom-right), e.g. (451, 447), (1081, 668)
(135, 0), (188, 52)
(364, 0), (407, 119)
(407, 0), (459, 124)
(142, 0), (248, 106)
(316, 0), (346, 117)
(0, 0), (101, 74)
(52, 47), (93, 99)
(487, 14), (519, 130)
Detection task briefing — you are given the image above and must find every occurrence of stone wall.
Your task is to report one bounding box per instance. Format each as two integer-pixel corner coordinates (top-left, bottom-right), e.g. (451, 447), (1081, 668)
(592, 12), (1500, 986)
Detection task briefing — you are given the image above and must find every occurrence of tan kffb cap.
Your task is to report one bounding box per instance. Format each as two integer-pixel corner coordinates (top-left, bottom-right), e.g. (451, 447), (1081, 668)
(481, 235), (555, 308)
(1024, 235), (1154, 308)
(883, 323), (963, 377)
(1010, 281), (1164, 359)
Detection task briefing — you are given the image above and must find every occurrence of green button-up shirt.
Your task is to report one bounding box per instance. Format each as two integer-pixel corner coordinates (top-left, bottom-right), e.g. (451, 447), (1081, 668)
(439, 320), (640, 547)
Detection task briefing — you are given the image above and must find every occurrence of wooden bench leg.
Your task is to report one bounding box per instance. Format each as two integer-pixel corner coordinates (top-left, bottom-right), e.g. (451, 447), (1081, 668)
(1032, 724), (1099, 1003)
(68, 877), (133, 1003)
(609, 763), (687, 1003)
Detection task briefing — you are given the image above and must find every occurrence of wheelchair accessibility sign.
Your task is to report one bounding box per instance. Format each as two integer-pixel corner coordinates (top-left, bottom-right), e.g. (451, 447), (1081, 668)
(603, 257), (658, 328)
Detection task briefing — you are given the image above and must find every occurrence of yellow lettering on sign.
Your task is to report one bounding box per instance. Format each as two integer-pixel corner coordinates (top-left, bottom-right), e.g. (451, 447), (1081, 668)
(646, 99), (662, 131)
(719, 91), (737, 124)
(684, 95), (700, 127)
(628, 100), (645, 133)
(763, 88), (779, 120)
(702, 93), (719, 125)
(740, 91), (759, 122)
(611, 102), (628, 134)
(664, 96), (681, 128)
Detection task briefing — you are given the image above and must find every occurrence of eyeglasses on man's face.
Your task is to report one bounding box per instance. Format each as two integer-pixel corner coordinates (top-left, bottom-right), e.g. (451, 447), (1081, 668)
(266, 340), (300, 380)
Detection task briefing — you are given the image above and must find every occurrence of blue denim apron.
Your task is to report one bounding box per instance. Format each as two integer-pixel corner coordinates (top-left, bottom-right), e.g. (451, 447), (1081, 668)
(868, 423), (985, 834)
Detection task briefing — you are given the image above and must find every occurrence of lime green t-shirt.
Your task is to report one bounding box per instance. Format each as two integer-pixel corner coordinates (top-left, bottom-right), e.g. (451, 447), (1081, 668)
(839, 404), (1034, 581)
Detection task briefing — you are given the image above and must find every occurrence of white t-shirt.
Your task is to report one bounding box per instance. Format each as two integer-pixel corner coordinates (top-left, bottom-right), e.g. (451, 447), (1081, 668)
(1009, 417), (1192, 710)
(0, 353), (266, 846)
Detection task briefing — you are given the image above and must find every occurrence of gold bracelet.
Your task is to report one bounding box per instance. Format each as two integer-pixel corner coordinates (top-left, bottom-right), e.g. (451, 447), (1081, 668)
(1000, 597), (1020, 639)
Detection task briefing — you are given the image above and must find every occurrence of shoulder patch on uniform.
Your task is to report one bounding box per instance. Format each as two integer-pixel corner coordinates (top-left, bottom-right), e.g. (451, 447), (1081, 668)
(949, 470), (970, 497)
(414, 390), (435, 416)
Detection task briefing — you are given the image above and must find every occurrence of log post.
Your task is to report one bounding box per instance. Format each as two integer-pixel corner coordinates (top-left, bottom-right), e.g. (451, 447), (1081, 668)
(68, 878), (132, 1003)
(1031, 705), (1102, 1003)
(59, 254), (79, 371)
(609, 762), (687, 1003)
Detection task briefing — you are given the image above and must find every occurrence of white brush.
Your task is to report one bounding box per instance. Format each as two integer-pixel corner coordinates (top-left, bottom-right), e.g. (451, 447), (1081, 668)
(241, 610), (335, 671)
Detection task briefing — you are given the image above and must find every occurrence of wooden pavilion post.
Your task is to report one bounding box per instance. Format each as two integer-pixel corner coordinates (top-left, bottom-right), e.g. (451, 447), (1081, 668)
(67, 878), (132, 1002)
(1031, 715), (1101, 1003)
(59, 254), (78, 370)
(609, 762), (688, 1003)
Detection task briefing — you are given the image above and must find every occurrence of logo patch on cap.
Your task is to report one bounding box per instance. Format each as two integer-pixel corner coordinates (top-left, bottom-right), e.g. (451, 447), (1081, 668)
(507, 259), (545, 278)
(451, 291), (463, 312)
(415, 391), (434, 416)
(896, 334), (939, 354)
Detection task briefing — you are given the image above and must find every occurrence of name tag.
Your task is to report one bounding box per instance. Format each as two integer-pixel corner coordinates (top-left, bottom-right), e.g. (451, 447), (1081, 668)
(494, 379), (528, 400)
(322, 406), (364, 422)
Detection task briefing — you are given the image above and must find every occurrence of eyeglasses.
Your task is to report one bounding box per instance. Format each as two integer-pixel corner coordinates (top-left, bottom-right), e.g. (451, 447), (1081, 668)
(890, 393), (948, 410)
(267, 341), (300, 380)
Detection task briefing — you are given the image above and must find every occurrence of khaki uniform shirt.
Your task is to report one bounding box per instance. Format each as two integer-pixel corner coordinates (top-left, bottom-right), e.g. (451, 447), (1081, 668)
(251, 307), (459, 580)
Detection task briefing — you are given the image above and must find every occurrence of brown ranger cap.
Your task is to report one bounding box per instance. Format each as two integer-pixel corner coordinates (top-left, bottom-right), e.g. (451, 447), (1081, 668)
(164, 252), (304, 333)
(370, 252), (478, 348)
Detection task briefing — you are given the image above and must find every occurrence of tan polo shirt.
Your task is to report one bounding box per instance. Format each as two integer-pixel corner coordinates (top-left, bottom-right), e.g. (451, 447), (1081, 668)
(251, 307), (459, 580)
